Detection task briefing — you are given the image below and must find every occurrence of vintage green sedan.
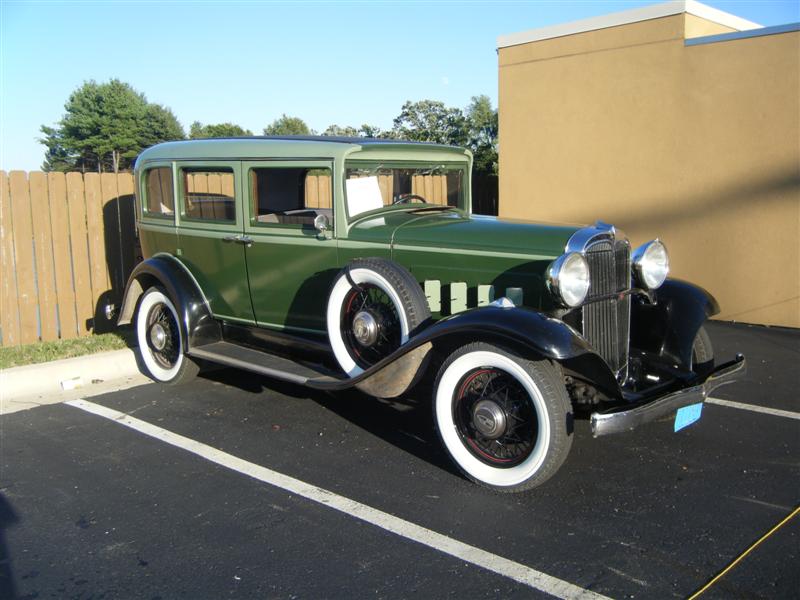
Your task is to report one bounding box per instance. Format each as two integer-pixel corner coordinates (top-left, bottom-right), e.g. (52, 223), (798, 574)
(118, 136), (745, 492)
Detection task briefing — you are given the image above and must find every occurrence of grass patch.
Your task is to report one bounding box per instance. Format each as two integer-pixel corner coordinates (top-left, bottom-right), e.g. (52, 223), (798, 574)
(0, 329), (136, 369)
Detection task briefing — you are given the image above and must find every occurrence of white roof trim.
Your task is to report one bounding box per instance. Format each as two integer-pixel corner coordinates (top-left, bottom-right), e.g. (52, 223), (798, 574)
(497, 1), (762, 49)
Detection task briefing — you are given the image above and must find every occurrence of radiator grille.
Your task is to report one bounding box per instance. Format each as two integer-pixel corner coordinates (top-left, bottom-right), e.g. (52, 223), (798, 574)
(581, 240), (631, 373)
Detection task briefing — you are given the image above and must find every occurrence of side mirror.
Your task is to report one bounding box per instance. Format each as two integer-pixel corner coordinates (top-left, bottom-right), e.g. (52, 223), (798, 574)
(314, 213), (330, 233)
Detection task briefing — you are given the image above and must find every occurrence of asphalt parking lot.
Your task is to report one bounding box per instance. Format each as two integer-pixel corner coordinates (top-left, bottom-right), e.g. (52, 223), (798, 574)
(1, 321), (798, 599)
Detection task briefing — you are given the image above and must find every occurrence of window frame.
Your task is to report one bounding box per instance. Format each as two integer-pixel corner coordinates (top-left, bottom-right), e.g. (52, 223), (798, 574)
(140, 163), (177, 222)
(342, 160), (468, 224)
(243, 160), (335, 233)
(176, 161), (242, 230)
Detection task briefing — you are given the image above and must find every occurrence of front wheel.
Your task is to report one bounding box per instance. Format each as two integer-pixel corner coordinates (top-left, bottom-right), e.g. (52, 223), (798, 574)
(135, 286), (199, 384)
(433, 343), (573, 493)
(691, 325), (714, 377)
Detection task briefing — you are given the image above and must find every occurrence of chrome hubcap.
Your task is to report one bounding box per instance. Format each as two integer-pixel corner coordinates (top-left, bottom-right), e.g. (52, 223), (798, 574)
(352, 310), (379, 347)
(472, 399), (507, 439)
(149, 323), (167, 351)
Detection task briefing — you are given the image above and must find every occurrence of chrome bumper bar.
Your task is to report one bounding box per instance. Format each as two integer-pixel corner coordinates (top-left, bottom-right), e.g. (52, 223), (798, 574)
(590, 354), (747, 437)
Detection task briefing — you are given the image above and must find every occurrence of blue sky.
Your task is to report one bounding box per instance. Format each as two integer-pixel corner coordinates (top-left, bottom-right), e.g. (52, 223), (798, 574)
(1, 0), (797, 171)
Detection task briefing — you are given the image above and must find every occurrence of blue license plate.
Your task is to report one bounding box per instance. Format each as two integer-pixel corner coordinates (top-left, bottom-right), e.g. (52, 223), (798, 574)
(674, 403), (703, 432)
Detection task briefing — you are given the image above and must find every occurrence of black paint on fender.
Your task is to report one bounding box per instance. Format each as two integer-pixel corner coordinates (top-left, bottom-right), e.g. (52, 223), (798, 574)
(630, 279), (720, 369)
(312, 304), (621, 398)
(118, 255), (222, 351)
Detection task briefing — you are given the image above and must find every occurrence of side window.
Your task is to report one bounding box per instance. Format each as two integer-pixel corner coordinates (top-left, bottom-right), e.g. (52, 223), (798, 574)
(143, 167), (175, 218)
(182, 168), (236, 223)
(250, 167), (332, 226)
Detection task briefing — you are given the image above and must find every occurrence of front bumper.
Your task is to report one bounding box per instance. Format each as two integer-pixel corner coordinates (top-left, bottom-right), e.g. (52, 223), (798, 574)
(590, 354), (747, 437)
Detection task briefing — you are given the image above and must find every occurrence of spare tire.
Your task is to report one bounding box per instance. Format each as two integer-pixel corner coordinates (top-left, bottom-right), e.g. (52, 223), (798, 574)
(327, 258), (431, 377)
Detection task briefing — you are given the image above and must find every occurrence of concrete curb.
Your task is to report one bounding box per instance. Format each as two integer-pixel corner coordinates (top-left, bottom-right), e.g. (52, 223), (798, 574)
(1, 347), (143, 400)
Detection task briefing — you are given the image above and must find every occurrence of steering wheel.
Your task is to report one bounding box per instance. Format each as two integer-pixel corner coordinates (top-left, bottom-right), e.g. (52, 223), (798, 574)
(392, 193), (428, 205)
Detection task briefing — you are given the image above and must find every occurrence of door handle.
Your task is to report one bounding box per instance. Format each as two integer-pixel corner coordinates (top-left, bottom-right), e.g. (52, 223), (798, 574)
(222, 234), (253, 247)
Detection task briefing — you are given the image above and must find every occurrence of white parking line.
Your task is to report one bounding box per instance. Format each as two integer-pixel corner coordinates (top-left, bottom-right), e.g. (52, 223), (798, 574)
(706, 397), (800, 421)
(66, 399), (610, 600)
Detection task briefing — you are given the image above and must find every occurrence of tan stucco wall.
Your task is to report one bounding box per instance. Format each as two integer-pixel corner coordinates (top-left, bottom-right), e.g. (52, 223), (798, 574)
(684, 14), (736, 38)
(498, 14), (800, 327)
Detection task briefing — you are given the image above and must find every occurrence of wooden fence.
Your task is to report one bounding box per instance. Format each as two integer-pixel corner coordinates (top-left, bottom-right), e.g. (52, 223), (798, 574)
(0, 171), (137, 347)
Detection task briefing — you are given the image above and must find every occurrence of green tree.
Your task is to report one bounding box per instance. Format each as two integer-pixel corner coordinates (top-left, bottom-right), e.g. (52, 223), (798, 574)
(39, 79), (185, 173)
(322, 123), (389, 138)
(322, 124), (359, 137)
(263, 114), (312, 136)
(465, 95), (498, 175)
(189, 121), (253, 138)
(359, 124), (392, 139)
(392, 100), (469, 146)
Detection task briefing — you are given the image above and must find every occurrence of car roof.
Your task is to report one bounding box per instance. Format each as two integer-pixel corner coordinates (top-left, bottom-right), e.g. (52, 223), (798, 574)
(136, 136), (470, 164)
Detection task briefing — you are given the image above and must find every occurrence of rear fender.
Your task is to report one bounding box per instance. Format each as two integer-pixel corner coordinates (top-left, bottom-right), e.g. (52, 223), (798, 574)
(630, 279), (719, 369)
(117, 254), (221, 351)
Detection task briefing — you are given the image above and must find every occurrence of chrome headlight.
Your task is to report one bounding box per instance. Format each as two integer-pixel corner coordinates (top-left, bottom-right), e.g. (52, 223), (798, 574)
(632, 239), (669, 290)
(547, 252), (590, 307)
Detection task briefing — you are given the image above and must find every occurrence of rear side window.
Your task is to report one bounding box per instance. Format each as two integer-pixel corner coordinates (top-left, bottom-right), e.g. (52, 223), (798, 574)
(250, 167), (332, 226)
(143, 167), (175, 217)
(182, 168), (236, 223)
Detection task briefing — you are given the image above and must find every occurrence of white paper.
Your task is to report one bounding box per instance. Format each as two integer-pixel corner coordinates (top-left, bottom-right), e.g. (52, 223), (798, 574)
(345, 176), (384, 216)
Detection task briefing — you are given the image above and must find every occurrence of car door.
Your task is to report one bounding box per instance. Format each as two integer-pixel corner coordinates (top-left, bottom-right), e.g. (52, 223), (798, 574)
(242, 160), (339, 333)
(175, 160), (254, 323)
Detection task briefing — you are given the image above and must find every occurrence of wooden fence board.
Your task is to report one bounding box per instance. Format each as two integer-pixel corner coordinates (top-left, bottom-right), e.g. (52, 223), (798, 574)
(9, 172), (38, 343)
(101, 174), (123, 325)
(0, 171), (21, 346)
(84, 173), (109, 318)
(29, 172), (58, 341)
(65, 172), (93, 335)
(305, 175), (319, 208)
(115, 173), (137, 290)
(207, 173), (222, 195)
(48, 172), (78, 338)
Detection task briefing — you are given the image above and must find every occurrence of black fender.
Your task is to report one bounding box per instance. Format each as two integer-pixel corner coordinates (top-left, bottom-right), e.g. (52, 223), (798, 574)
(327, 304), (620, 399)
(630, 278), (719, 369)
(117, 254), (221, 351)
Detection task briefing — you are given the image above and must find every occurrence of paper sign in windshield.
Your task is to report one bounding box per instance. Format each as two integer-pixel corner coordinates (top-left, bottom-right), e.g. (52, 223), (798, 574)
(345, 176), (384, 217)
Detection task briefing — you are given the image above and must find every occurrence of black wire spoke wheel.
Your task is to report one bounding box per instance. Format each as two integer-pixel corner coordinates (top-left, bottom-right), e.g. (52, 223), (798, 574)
(340, 283), (401, 369)
(146, 302), (181, 370)
(453, 367), (538, 468)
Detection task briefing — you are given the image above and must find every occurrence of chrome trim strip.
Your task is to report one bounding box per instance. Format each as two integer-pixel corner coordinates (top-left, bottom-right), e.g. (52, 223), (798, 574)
(565, 220), (625, 254)
(590, 354), (747, 437)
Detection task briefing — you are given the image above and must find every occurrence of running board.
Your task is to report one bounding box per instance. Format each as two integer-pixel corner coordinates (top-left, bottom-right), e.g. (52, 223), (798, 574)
(188, 342), (343, 388)
(188, 339), (432, 397)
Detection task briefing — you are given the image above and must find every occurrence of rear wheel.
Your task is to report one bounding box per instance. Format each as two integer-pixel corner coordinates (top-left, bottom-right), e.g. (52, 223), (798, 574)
(135, 287), (199, 384)
(433, 343), (573, 492)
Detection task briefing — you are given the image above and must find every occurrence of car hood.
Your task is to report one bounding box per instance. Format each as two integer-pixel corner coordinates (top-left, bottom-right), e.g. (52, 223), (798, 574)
(348, 209), (580, 259)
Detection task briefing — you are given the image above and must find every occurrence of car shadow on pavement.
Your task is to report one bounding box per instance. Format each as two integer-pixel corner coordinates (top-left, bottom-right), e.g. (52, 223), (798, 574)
(0, 493), (19, 600)
(199, 368), (461, 477)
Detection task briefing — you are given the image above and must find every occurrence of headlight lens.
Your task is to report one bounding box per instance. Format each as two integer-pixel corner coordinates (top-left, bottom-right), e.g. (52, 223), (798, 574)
(633, 239), (669, 289)
(547, 252), (590, 307)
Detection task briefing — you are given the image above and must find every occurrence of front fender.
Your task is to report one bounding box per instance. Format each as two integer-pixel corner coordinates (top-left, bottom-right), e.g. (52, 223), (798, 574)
(117, 254), (221, 351)
(323, 304), (620, 399)
(630, 279), (719, 369)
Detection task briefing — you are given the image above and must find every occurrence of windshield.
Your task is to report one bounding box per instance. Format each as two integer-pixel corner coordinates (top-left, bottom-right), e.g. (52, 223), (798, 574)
(344, 161), (464, 218)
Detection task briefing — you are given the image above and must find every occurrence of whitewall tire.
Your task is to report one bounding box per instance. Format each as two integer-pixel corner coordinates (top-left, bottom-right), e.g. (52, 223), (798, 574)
(433, 343), (573, 492)
(135, 287), (199, 384)
(327, 259), (430, 377)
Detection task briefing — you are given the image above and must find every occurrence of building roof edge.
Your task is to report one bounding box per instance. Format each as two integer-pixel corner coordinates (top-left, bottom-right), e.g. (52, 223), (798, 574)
(497, 1), (762, 49)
